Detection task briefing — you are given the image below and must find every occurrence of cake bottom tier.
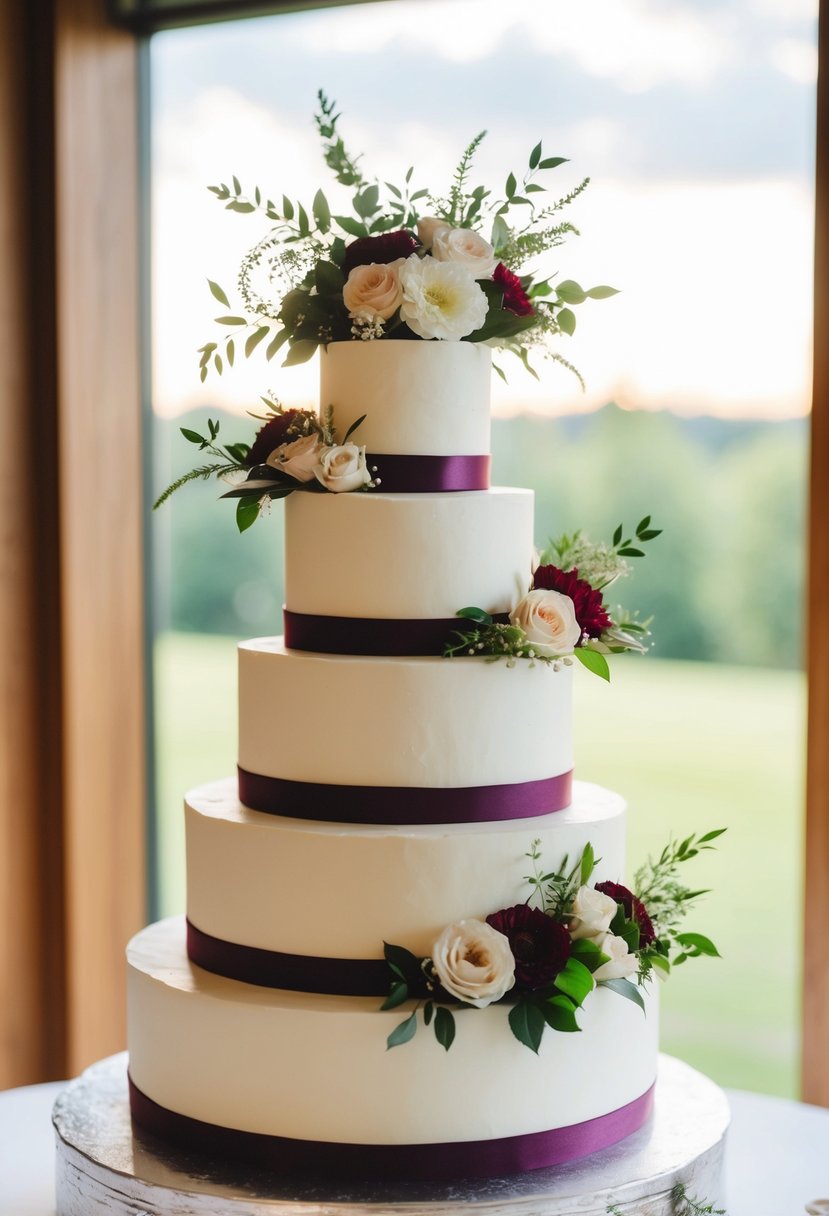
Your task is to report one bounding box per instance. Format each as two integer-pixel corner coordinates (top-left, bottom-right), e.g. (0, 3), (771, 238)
(127, 919), (659, 1180)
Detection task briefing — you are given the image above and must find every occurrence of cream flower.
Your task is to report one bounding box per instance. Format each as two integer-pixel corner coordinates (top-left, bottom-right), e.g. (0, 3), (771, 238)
(416, 216), (450, 250)
(568, 885), (618, 941)
(510, 588), (581, 656)
(432, 225), (499, 278)
(342, 261), (403, 321)
(399, 254), (488, 341)
(592, 932), (640, 982)
(314, 443), (371, 493)
(431, 919), (515, 1008)
(265, 433), (322, 483)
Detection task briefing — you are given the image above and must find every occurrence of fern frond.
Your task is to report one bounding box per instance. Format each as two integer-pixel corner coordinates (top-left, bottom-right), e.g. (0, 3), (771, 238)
(153, 463), (238, 510)
(448, 131), (487, 223)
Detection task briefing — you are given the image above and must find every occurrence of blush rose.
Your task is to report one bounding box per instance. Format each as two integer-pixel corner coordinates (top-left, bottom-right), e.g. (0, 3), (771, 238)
(343, 261), (404, 321)
(431, 919), (515, 1008)
(510, 588), (582, 656)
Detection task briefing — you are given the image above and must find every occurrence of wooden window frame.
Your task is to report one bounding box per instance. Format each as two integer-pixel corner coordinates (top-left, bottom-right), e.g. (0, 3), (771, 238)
(0, 0), (825, 1096)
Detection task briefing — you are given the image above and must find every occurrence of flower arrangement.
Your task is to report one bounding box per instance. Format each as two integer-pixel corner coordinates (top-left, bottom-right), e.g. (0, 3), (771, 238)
(383, 830), (725, 1053)
(198, 90), (616, 381)
(153, 401), (376, 532)
(445, 516), (661, 680)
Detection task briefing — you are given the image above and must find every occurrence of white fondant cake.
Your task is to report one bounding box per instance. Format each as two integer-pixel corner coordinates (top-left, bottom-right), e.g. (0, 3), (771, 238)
(127, 339), (661, 1180)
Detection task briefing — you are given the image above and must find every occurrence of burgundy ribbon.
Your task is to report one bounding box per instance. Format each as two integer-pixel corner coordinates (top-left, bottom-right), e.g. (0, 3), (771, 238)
(238, 767), (573, 825)
(187, 919), (390, 996)
(283, 609), (509, 656)
(368, 452), (490, 493)
(129, 1075), (655, 1180)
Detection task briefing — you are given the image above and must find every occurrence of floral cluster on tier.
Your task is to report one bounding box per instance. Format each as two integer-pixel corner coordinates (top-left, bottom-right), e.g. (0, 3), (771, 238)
(383, 831), (724, 1054)
(153, 401), (375, 532)
(445, 516), (661, 680)
(199, 91), (616, 380)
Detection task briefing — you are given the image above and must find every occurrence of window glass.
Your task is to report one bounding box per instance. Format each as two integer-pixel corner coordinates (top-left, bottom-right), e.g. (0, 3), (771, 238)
(150, 0), (815, 1096)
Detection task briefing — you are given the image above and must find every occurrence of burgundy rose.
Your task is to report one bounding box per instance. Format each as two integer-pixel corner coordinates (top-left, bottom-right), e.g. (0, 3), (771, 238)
(594, 881), (656, 947)
(486, 904), (571, 990)
(532, 565), (612, 639)
(246, 410), (306, 468)
(493, 262), (534, 317)
(342, 230), (418, 276)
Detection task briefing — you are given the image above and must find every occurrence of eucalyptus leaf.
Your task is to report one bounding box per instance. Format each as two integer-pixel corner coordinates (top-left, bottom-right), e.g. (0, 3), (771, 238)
(599, 977), (647, 1014)
(585, 285), (619, 299)
(386, 1012), (417, 1050)
(556, 280), (586, 305)
(557, 307), (576, 336)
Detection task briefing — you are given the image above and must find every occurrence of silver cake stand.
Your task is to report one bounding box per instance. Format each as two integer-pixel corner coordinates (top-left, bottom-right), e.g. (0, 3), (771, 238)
(53, 1053), (728, 1215)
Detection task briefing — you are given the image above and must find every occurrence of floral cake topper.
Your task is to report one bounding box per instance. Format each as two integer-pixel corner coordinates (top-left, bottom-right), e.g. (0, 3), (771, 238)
(198, 90), (616, 381)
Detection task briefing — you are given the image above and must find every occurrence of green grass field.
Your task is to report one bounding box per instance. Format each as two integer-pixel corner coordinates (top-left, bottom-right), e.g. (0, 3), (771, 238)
(153, 632), (805, 1098)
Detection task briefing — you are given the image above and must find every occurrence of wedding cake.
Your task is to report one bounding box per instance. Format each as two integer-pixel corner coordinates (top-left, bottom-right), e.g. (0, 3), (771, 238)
(128, 98), (721, 1183)
(128, 341), (675, 1180)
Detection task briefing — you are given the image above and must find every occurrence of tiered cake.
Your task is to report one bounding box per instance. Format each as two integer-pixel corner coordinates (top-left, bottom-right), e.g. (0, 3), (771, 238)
(127, 341), (659, 1180)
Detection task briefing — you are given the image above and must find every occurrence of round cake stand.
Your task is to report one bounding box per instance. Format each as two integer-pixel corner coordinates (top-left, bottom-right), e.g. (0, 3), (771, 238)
(53, 1053), (728, 1215)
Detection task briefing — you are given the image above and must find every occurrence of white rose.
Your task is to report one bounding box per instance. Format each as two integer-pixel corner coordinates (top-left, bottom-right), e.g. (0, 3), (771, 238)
(342, 262), (403, 321)
(265, 433), (322, 483)
(417, 216), (450, 250)
(431, 919), (515, 1009)
(399, 254), (488, 341)
(568, 885), (618, 941)
(510, 588), (581, 656)
(314, 443), (371, 494)
(593, 932), (639, 982)
(432, 225), (499, 278)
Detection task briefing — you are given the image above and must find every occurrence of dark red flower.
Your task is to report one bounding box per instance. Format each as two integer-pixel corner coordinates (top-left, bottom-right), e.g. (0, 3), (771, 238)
(246, 410), (305, 468)
(493, 262), (534, 316)
(486, 904), (571, 990)
(532, 565), (612, 639)
(594, 881), (656, 947)
(342, 230), (418, 276)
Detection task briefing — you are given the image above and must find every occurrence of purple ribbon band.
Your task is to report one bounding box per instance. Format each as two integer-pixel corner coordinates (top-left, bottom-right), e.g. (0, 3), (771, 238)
(238, 767), (574, 825)
(283, 609), (509, 656)
(129, 1075), (655, 1181)
(369, 452), (490, 493)
(187, 919), (391, 996)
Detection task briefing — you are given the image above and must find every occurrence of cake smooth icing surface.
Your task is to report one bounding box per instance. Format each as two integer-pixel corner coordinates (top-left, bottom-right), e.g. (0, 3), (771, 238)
(185, 779), (626, 960)
(238, 638), (573, 790)
(285, 487), (533, 621)
(319, 340), (491, 456)
(128, 918), (658, 1148)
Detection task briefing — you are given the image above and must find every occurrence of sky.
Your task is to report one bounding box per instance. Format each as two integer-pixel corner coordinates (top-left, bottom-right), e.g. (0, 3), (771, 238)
(150, 0), (818, 421)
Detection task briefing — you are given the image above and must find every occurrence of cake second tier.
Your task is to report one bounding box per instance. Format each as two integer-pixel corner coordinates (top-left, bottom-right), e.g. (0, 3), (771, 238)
(238, 639), (573, 823)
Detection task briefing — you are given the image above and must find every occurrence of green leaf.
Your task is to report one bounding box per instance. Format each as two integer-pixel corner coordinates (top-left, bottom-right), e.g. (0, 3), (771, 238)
(490, 213), (509, 252)
(380, 980), (409, 1011)
(383, 942), (421, 983)
(333, 214), (369, 238)
(600, 977), (647, 1014)
(580, 842), (595, 886)
(245, 327), (269, 358)
(570, 939), (607, 973)
(675, 932), (721, 958)
(585, 285), (619, 299)
(226, 338), (235, 367)
(456, 606), (492, 624)
(353, 184), (380, 218)
(423, 1000), (434, 1026)
(508, 999), (546, 1053)
(556, 280), (586, 305)
(314, 259), (345, 295)
(232, 174), (241, 195)
(613, 523), (623, 546)
(214, 353), (223, 375)
(282, 339), (319, 367)
(617, 547), (645, 557)
(207, 279), (230, 308)
(236, 497), (260, 533)
(505, 172), (517, 199)
(699, 828), (727, 844)
(650, 952), (671, 975)
(297, 203), (310, 237)
(529, 140), (542, 170)
(180, 427), (205, 446)
(434, 1006), (456, 1051)
(557, 307), (576, 336)
(266, 329), (290, 361)
(637, 529), (662, 541)
(214, 315), (247, 326)
(540, 994), (581, 1033)
(386, 1011), (417, 1050)
(553, 957), (594, 1007)
(282, 195), (294, 220)
(343, 413), (366, 443)
(539, 156), (567, 170)
(312, 188), (331, 233)
(573, 648), (611, 682)
(636, 515), (652, 532)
